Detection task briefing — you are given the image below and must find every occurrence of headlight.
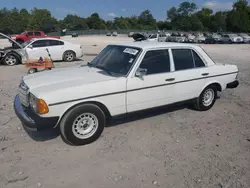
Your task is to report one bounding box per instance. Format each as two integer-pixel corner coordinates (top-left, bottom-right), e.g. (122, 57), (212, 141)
(29, 93), (49, 114)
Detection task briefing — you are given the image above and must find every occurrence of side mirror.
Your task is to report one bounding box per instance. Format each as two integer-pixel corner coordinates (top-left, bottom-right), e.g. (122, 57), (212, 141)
(28, 45), (33, 49)
(135, 68), (147, 78)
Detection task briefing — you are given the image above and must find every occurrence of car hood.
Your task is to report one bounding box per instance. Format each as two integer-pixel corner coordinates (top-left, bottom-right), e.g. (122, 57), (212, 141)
(23, 65), (118, 93)
(0, 32), (23, 49)
(132, 33), (147, 41)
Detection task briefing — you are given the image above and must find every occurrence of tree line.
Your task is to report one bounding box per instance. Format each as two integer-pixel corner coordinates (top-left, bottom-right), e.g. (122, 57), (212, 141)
(0, 0), (249, 34)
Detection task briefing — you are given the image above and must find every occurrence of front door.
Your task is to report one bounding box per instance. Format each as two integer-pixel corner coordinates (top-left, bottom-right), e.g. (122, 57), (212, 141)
(126, 49), (175, 113)
(25, 40), (48, 60)
(45, 40), (65, 60)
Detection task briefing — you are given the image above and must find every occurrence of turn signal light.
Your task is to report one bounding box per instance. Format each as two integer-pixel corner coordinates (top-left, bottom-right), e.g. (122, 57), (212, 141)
(37, 99), (49, 114)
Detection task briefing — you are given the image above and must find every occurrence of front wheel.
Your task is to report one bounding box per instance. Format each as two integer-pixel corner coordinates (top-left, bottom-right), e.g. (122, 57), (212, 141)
(60, 104), (106, 146)
(194, 85), (217, 111)
(3, 53), (19, 66)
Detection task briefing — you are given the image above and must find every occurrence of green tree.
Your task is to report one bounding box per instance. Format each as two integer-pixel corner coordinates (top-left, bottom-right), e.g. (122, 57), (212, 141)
(138, 10), (157, 29)
(86, 13), (106, 29)
(20, 9), (31, 31)
(177, 2), (197, 16)
(195, 8), (213, 30)
(210, 11), (228, 32)
(63, 14), (89, 30)
(157, 21), (172, 30)
(226, 0), (250, 32)
(28, 8), (57, 32)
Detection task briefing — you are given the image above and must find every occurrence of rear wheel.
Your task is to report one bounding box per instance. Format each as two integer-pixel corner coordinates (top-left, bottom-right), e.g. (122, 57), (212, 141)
(194, 85), (217, 111)
(60, 104), (106, 146)
(28, 68), (38, 74)
(63, 51), (76, 62)
(3, 53), (19, 66)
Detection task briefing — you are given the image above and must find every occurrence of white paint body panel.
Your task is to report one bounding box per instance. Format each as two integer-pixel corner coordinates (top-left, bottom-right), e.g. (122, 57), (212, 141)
(21, 42), (239, 126)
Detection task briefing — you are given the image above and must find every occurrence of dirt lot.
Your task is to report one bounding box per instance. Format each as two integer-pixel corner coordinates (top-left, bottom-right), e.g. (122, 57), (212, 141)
(0, 36), (249, 188)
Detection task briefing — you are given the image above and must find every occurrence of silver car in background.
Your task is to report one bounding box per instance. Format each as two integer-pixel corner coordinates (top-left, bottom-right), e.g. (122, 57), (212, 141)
(221, 33), (243, 44)
(238, 33), (250, 43)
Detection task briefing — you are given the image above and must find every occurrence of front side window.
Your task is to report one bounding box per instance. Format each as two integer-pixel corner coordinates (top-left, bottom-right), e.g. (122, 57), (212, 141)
(172, 49), (194, 71)
(89, 45), (141, 76)
(27, 32), (33, 36)
(32, 40), (46, 48)
(139, 50), (170, 75)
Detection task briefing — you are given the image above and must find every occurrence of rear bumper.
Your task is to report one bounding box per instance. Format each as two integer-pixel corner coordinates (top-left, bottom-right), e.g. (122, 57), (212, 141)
(227, 80), (239, 89)
(14, 95), (59, 131)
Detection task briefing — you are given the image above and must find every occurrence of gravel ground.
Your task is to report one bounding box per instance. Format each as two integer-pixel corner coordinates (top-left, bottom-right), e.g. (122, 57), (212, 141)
(0, 36), (249, 188)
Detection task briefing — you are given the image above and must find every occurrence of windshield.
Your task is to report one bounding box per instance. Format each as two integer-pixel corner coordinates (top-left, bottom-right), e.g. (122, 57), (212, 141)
(21, 39), (34, 48)
(89, 45), (141, 76)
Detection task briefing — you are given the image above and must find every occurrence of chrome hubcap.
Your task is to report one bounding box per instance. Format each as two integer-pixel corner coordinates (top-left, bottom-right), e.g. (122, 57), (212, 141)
(202, 89), (214, 106)
(65, 52), (74, 61)
(5, 55), (17, 65)
(72, 113), (98, 139)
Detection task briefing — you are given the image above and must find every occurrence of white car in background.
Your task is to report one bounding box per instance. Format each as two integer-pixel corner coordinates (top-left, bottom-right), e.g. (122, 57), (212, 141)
(221, 34), (243, 44)
(22, 38), (83, 62)
(238, 33), (250, 43)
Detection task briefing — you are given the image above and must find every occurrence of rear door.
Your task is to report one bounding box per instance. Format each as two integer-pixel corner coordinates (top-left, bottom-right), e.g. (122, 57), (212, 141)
(171, 48), (207, 102)
(45, 40), (65, 60)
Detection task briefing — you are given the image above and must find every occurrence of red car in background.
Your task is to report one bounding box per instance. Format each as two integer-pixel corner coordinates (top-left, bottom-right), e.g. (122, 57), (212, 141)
(11, 30), (60, 44)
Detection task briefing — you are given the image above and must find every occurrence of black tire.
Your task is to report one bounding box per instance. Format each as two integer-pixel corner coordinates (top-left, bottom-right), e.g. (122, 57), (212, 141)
(60, 104), (106, 146)
(3, 53), (20, 66)
(63, 51), (76, 62)
(194, 85), (217, 111)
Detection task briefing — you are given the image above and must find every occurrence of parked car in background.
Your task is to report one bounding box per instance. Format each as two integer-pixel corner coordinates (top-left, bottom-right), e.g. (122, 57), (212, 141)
(0, 32), (28, 66)
(205, 34), (222, 44)
(11, 30), (60, 44)
(194, 33), (206, 43)
(22, 38), (83, 62)
(14, 42), (239, 145)
(112, 31), (118, 36)
(238, 33), (250, 43)
(221, 34), (243, 44)
(128, 32), (134, 37)
(167, 33), (186, 43)
(184, 33), (196, 43)
(106, 32), (111, 36)
(147, 34), (158, 42)
(72, 33), (78, 38)
(158, 33), (168, 42)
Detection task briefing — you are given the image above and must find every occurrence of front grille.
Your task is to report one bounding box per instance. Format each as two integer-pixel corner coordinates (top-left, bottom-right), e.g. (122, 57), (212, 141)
(18, 81), (29, 107)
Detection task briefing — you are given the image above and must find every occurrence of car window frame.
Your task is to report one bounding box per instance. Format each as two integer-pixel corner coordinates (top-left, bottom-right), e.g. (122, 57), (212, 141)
(31, 40), (47, 48)
(47, 39), (64, 46)
(170, 47), (207, 72)
(131, 48), (173, 77)
(27, 31), (34, 36)
(34, 32), (42, 36)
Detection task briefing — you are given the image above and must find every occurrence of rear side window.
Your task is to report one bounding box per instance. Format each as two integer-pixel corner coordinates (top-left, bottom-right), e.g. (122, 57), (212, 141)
(48, 40), (64, 46)
(139, 50), (170, 75)
(172, 49), (194, 71)
(34, 32), (41, 36)
(192, 50), (205, 67)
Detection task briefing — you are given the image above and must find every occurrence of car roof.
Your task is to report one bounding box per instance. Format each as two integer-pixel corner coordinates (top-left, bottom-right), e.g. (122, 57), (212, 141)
(112, 42), (201, 50)
(32, 38), (64, 42)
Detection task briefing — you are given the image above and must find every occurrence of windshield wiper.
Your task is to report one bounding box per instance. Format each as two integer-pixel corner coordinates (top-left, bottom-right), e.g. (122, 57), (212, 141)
(95, 65), (112, 76)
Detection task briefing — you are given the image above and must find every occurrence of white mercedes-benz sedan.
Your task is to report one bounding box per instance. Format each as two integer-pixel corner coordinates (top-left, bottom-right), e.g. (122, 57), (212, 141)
(14, 42), (239, 146)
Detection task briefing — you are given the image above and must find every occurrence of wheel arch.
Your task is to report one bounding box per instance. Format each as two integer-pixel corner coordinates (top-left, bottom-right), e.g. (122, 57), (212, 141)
(4, 51), (22, 64)
(201, 81), (222, 93)
(55, 100), (112, 128)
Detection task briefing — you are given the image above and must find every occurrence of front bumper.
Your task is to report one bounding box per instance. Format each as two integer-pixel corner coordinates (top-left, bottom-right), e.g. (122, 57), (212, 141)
(14, 95), (59, 131)
(227, 80), (239, 89)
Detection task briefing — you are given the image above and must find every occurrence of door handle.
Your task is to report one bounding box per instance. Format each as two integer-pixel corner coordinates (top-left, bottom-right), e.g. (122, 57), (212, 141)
(202, 73), (209, 76)
(165, 78), (175, 82)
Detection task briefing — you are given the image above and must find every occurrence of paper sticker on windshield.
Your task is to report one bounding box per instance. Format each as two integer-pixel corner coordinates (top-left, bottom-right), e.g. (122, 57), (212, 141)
(123, 48), (138, 55)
